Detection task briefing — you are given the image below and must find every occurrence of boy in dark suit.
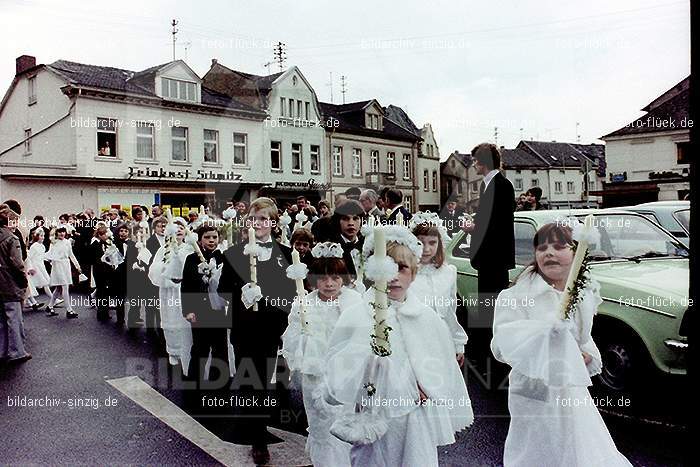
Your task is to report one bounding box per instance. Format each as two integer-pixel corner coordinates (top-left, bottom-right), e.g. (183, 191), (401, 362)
(218, 197), (296, 465)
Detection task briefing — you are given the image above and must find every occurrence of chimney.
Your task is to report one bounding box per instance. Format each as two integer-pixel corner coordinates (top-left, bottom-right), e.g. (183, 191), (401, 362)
(16, 55), (36, 75)
(211, 58), (218, 66)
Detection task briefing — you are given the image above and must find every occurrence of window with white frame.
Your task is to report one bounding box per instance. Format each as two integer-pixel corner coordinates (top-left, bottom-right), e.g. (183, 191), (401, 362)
(432, 170), (438, 192)
(370, 150), (379, 172)
(333, 146), (343, 176)
(387, 152), (395, 174)
(423, 170), (429, 191)
(514, 178), (523, 191)
(280, 97), (286, 117)
(27, 76), (36, 105)
(297, 101), (303, 119)
(589, 180), (595, 191)
(292, 143), (303, 172)
(97, 118), (117, 157)
(136, 123), (154, 160)
(233, 133), (247, 165)
(471, 181), (478, 193)
(402, 153), (411, 180)
(310, 145), (320, 174)
(531, 178), (539, 187)
(305, 102), (310, 120)
(352, 148), (362, 176)
(404, 195), (412, 210)
(203, 129), (218, 163)
(555, 181), (562, 193)
(161, 77), (197, 102)
(567, 181), (575, 193)
(271, 141), (282, 170)
(288, 99), (294, 118)
(171, 126), (188, 161)
(23, 129), (31, 155)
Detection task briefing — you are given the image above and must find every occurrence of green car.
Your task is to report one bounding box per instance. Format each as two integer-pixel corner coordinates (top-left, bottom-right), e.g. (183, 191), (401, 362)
(447, 209), (690, 392)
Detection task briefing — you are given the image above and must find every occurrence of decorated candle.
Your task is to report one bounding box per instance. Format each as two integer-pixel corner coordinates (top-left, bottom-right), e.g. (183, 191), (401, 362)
(395, 211), (404, 226)
(373, 226), (390, 351)
(248, 226), (258, 311)
(291, 249), (308, 331)
(559, 214), (594, 319)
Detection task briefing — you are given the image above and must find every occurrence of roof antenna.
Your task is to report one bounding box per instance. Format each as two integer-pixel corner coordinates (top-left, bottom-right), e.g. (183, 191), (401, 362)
(340, 75), (347, 104)
(273, 42), (287, 72)
(327, 72), (334, 103)
(171, 19), (179, 61)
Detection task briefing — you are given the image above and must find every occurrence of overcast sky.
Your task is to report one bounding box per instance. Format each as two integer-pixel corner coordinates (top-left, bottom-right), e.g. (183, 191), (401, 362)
(0, 0), (690, 158)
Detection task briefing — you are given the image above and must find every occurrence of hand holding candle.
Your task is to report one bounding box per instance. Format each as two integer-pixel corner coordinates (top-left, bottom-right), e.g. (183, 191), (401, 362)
(372, 225), (390, 354)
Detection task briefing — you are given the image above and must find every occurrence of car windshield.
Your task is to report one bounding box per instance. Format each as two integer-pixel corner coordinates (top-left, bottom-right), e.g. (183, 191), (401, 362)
(579, 214), (688, 260)
(674, 209), (690, 232)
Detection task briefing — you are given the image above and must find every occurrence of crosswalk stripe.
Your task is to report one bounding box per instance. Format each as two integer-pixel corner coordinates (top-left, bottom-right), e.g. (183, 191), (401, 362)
(106, 375), (311, 466)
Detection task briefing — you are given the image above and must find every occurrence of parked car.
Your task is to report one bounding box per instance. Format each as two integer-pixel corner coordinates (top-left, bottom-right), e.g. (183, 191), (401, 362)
(447, 209), (690, 392)
(617, 201), (690, 248)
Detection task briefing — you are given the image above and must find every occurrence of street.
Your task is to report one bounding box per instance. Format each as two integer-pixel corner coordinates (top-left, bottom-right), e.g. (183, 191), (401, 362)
(0, 295), (687, 466)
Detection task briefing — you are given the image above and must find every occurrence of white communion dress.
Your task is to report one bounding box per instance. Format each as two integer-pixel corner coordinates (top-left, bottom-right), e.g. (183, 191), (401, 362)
(26, 242), (51, 289)
(46, 239), (75, 286)
(148, 241), (194, 374)
(491, 267), (632, 467)
(324, 290), (473, 467)
(411, 263), (468, 353)
(282, 287), (363, 467)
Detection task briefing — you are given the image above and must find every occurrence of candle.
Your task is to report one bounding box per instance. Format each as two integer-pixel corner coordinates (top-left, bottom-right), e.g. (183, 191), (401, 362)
(291, 249), (308, 332)
(373, 226), (390, 353)
(192, 239), (206, 263)
(248, 226), (258, 311)
(367, 215), (375, 229)
(227, 219), (233, 245)
(396, 211), (404, 226)
(559, 215), (594, 319)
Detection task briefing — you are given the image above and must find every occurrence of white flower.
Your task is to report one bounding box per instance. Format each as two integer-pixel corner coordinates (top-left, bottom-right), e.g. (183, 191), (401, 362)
(279, 211), (292, 226)
(409, 210), (451, 245)
(295, 211), (308, 223)
(311, 242), (344, 259)
(222, 207), (237, 220)
(286, 262), (308, 280)
(165, 223), (179, 237)
(362, 225), (424, 261)
(364, 255), (399, 282)
(571, 219), (601, 246)
(185, 231), (199, 247)
(243, 243), (262, 257)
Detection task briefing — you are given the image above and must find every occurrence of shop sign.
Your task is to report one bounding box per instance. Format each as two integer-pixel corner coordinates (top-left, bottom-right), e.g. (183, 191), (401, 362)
(127, 166), (242, 181)
(272, 178), (331, 191)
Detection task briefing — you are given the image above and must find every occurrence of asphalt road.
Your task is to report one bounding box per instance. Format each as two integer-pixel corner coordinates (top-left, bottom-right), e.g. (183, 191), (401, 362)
(0, 295), (688, 466)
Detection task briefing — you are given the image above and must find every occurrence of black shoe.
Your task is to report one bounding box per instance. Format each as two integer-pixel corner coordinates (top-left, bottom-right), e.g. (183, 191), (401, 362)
(32, 303), (45, 311)
(251, 445), (270, 465)
(8, 354), (32, 364)
(66, 311), (79, 319)
(46, 308), (58, 317)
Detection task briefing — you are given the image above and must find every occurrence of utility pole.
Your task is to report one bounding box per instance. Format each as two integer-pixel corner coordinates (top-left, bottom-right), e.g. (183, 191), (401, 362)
(171, 19), (179, 61)
(576, 121), (581, 143)
(273, 42), (287, 72)
(494, 127), (498, 146)
(340, 75), (347, 104)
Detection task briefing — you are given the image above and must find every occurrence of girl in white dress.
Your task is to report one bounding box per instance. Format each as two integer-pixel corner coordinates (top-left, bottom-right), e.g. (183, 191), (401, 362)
(410, 212), (468, 366)
(324, 227), (473, 467)
(148, 217), (193, 373)
(25, 228), (53, 310)
(46, 227), (81, 318)
(282, 242), (363, 467)
(491, 222), (631, 467)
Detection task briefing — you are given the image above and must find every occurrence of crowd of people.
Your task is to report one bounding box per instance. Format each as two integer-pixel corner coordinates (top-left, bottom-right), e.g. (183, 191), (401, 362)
(0, 144), (631, 466)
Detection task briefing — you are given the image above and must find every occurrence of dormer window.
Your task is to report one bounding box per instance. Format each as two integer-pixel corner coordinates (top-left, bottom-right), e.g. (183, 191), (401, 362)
(161, 77), (197, 102)
(367, 114), (380, 130)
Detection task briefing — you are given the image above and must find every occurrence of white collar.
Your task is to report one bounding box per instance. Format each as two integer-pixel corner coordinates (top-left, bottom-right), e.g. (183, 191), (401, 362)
(256, 235), (272, 245)
(483, 169), (500, 189)
(341, 234), (358, 244)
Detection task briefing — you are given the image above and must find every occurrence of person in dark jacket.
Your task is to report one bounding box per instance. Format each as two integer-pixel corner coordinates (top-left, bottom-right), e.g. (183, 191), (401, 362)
(0, 202), (31, 363)
(384, 187), (412, 224)
(217, 197), (296, 466)
(182, 225), (228, 388)
(91, 225), (119, 322)
(330, 199), (365, 280)
(144, 217), (167, 339)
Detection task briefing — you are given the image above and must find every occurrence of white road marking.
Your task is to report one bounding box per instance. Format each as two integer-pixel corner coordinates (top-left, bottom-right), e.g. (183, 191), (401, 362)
(107, 376), (311, 466)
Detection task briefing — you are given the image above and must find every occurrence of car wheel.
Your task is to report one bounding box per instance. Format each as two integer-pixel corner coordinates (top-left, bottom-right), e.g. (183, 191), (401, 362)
(599, 341), (635, 392)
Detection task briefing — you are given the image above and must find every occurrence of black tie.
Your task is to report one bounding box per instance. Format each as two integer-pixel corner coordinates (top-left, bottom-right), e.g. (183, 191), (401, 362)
(257, 241), (273, 248)
(479, 181), (486, 197)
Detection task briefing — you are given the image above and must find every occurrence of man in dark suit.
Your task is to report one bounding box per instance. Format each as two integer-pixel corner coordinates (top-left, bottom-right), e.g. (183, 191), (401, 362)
(144, 217), (167, 340)
(217, 197), (296, 466)
(462, 143), (515, 386)
(384, 188), (412, 224)
(440, 196), (463, 236)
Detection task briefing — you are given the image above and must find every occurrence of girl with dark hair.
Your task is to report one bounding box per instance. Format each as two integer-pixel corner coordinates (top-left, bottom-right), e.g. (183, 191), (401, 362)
(282, 242), (362, 467)
(25, 228), (53, 311)
(491, 222), (631, 466)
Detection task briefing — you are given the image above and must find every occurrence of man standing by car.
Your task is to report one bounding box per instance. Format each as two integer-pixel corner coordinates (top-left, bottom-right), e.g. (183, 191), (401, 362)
(462, 143), (515, 384)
